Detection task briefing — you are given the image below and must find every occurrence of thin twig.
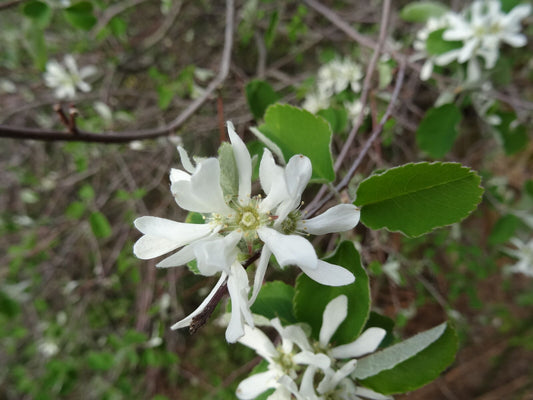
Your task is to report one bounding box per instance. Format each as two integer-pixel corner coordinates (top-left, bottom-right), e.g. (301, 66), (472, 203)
(305, 59), (406, 217)
(0, 0), (235, 143)
(141, 0), (184, 50)
(0, 0), (26, 11)
(91, 0), (150, 36)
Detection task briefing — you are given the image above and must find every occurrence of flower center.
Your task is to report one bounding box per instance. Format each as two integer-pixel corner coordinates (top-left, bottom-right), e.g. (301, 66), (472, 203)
(240, 211), (257, 228)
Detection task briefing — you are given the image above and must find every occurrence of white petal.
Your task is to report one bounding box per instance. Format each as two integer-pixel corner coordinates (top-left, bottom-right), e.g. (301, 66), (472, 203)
(319, 295), (348, 347)
(299, 204), (360, 235)
(258, 227), (318, 271)
(195, 231), (241, 275)
(133, 235), (182, 259)
(63, 55), (78, 75)
(293, 351), (331, 370)
(169, 168), (190, 184)
(299, 367), (318, 398)
(249, 247), (271, 305)
(79, 65), (97, 79)
(238, 324), (277, 360)
(420, 59), (434, 81)
(301, 260), (355, 287)
(171, 158), (233, 215)
(227, 121), (252, 204)
(330, 327), (386, 359)
(171, 272), (228, 330)
(156, 242), (196, 268)
(236, 370), (279, 400)
(249, 126), (286, 165)
(502, 33), (527, 47)
(285, 154), (312, 199)
(226, 263), (252, 343)
(258, 149), (289, 213)
(177, 146), (196, 174)
(283, 325), (313, 352)
(134, 216), (212, 245)
(76, 81), (91, 92)
(466, 58), (482, 82)
(353, 386), (393, 400)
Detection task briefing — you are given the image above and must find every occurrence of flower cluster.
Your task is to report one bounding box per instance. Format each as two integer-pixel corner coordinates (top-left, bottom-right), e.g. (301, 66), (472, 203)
(236, 295), (391, 400)
(414, 1), (531, 81)
(43, 55), (97, 100)
(302, 57), (365, 121)
(133, 122), (360, 342)
(504, 237), (533, 277)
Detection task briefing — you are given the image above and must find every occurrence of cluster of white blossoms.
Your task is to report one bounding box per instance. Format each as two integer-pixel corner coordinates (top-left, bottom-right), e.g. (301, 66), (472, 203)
(303, 58), (365, 121)
(414, 0), (531, 81)
(43, 55), (97, 100)
(133, 122), (360, 342)
(504, 237), (533, 277)
(236, 295), (391, 400)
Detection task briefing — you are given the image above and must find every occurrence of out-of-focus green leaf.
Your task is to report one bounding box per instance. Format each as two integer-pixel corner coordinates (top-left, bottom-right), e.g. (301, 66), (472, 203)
(426, 28), (462, 55)
(89, 211), (112, 239)
(63, 1), (97, 30)
(400, 2), (449, 22)
(251, 281), (296, 324)
(416, 104), (462, 158)
(245, 80), (280, 120)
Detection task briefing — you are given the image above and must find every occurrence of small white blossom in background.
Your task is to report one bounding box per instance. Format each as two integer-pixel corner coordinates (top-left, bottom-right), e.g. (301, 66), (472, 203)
(302, 57), (365, 119)
(43, 55), (97, 99)
(133, 122), (360, 342)
(504, 237), (533, 277)
(38, 339), (59, 358)
(236, 295), (391, 400)
(414, 1), (531, 82)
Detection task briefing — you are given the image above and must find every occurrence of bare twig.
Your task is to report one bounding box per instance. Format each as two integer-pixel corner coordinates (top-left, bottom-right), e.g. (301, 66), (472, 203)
(0, 0), (235, 143)
(91, 0), (151, 36)
(141, 0), (184, 49)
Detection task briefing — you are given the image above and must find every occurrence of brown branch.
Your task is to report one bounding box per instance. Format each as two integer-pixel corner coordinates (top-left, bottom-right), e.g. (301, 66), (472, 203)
(189, 251), (261, 335)
(0, 0), (26, 11)
(0, 0), (235, 143)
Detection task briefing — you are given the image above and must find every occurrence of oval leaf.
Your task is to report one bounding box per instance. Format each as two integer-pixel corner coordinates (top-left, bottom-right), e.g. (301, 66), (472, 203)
(245, 80), (280, 120)
(89, 211), (112, 239)
(64, 1), (97, 30)
(258, 104), (335, 182)
(294, 241), (370, 345)
(400, 2), (449, 22)
(250, 281), (296, 324)
(355, 323), (458, 394)
(355, 162), (483, 237)
(416, 104), (462, 158)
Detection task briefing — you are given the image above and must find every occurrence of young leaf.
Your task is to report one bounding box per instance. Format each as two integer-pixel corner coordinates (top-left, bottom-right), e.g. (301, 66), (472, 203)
(355, 323), (458, 394)
(63, 1), (97, 30)
(250, 281), (296, 324)
(416, 104), (462, 158)
(258, 104), (335, 182)
(355, 162), (483, 237)
(400, 2), (449, 22)
(294, 241), (370, 344)
(488, 214), (520, 245)
(89, 211), (112, 239)
(245, 80), (280, 120)
(22, 0), (51, 27)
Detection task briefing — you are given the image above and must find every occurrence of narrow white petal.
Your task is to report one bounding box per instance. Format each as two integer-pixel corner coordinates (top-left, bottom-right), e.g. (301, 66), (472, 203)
(299, 204), (360, 235)
(353, 386), (393, 400)
(236, 370), (279, 400)
(300, 367), (318, 398)
(293, 351), (331, 370)
(502, 33), (527, 47)
(227, 121), (252, 204)
(64, 55), (78, 75)
(301, 260), (355, 287)
(156, 243), (196, 268)
(258, 149), (289, 213)
(420, 59), (434, 81)
(330, 327), (386, 359)
(238, 324), (277, 360)
(320, 295), (348, 347)
(133, 235), (183, 259)
(79, 65), (97, 79)
(169, 168), (190, 184)
(249, 126), (286, 165)
(258, 227), (318, 271)
(249, 247), (271, 305)
(283, 325), (313, 352)
(76, 81), (91, 92)
(177, 146), (196, 174)
(171, 158), (233, 215)
(171, 273), (228, 330)
(285, 155), (312, 200)
(226, 263), (251, 343)
(134, 216), (212, 245)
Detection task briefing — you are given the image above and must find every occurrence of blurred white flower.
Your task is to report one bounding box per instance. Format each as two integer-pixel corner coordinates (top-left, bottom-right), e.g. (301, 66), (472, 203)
(317, 58), (363, 97)
(302, 91), (330, 113)
(43, 55), (97, 99)
(504, 237), (533, 277)
(38, 340), (59, 357)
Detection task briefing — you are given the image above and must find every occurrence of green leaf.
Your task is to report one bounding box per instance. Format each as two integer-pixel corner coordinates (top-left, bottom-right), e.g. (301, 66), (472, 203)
(294, 242), (370, 344)
(66, 201), (86, 219)
(500, 0), (521, 13)
(525, 180), (533, 198)
(400, 2), (449, 22)
(416, 104), (462, 158)
(27, 26), (48, 70)
(426, 28), (462, 56)
(22, 1), (51, 27)
(63, 1), (97, 30)
(264, 11), (279, 48)
(355, 162), (484, 237)
(317, 107), (348, 134)
(245, 80), (280, 120)
(218, 142), (239, 199)
(89, 211), (112, 239)
(364, 312), (395, 348)
(250, 281), (296, 324)
(494, 112), (528, 155)
(0, 290), (21, 318)
(356, 323), (458, 394)
(157, 86), (174, 110)
(488, 214), (520, 245)
(258, 104), (335, 182)
(87, 351), (115, 371)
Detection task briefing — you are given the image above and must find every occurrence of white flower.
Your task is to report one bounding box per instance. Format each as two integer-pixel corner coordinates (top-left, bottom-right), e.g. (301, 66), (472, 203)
(236, 318), (331, 400)
(43, 55), (97, 99)
(133, 122), (359, 341)
(504, 237), (533, 277)
(317, 58), (363, 97)
(302, 91), (330, 114)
